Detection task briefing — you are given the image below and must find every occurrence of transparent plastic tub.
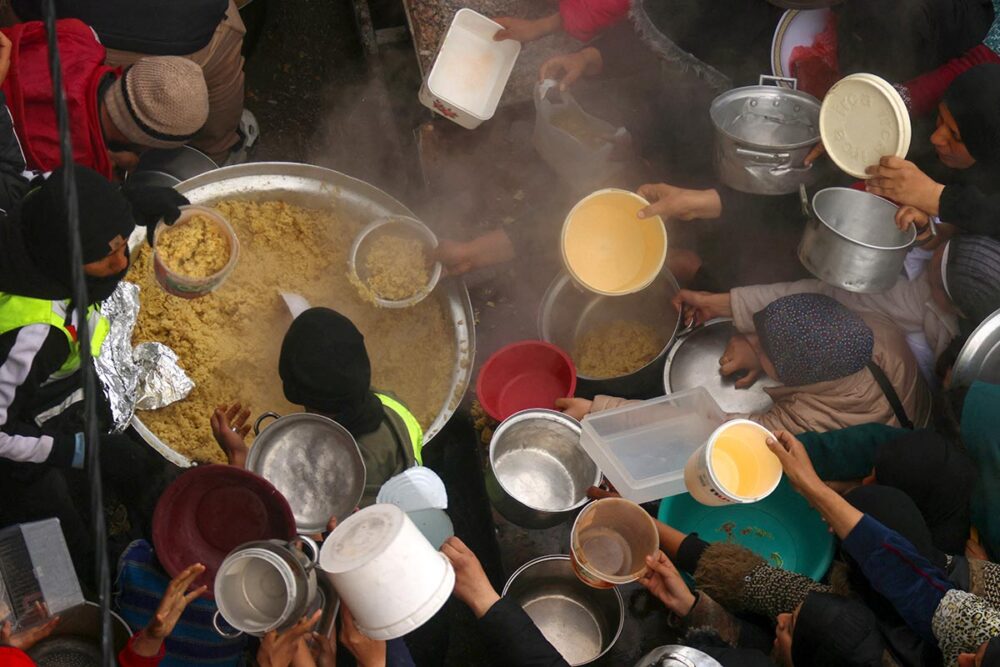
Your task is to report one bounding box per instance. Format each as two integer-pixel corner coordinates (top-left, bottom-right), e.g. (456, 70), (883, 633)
(153, 205), (240, 299)
(578, 387), (726, 503)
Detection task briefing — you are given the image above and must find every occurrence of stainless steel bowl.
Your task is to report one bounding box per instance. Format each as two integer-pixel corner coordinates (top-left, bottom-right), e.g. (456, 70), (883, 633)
(539, 269), (680, 399)
(27, 602), (132, 667)
(348, 216), (442, 308)
(502, 555), (624, 666)
(663, 318), (779, 414)
(127, 146), (218, 188)
(247, 412), (367, 533)
(486, 409), (601, 529)
(953, 308), (1000, 387)
(128, 162), (476, 467)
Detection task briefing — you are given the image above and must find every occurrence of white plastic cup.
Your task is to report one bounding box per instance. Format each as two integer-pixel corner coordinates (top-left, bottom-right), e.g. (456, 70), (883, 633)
(683, 419), (783, 506)
(319, 504), (455, 640)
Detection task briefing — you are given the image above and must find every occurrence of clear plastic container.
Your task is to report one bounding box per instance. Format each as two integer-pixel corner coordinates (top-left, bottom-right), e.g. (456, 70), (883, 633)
(579, 387), (726, 503)
(0, 519), (84, 632)
(153, 205), (240, 299)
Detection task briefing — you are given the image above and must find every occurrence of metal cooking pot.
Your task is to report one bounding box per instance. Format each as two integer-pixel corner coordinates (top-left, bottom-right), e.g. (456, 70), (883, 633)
(798, 187), (920, 293)
(27, 602), (132, 667)
(213, 537), (319, 637)
(126, 146), (218, 189)
(539, 269), (680, 400)
(503, 555), (623, 666)
(486, 409), (601, 529)
(710, 76), (821, 195)
(633, 645), (723, 667)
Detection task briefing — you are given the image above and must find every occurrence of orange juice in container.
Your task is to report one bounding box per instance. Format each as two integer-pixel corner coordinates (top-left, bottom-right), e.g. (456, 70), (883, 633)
(684, 419), (783, 506)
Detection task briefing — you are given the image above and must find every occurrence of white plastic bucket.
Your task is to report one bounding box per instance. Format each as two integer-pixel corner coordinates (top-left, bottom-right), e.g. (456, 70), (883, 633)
(683, 419), (783, 506)
(319, 504), (455, 640)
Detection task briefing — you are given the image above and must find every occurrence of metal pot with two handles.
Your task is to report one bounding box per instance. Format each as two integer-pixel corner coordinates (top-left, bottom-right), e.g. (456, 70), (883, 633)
(213, 537), (320, 637)
(798, 186), (931, 294)
(710, 76), (822, 195)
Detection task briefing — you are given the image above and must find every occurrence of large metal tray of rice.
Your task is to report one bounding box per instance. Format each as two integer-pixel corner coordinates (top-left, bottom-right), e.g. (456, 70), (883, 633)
(126, 163), (475, 466)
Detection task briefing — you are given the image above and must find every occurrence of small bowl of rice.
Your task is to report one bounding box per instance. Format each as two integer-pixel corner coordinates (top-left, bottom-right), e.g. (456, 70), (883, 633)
(349, 216), (442, 308)
(152, 205), (240, 299)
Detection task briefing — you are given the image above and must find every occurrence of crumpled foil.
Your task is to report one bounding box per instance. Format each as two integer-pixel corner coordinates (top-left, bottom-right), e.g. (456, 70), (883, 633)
(95, 282), (194, 431)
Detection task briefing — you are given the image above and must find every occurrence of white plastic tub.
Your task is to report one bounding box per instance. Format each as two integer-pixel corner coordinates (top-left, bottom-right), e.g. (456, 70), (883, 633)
(418, 8), (521, 129)
(578, 388), (726, 503)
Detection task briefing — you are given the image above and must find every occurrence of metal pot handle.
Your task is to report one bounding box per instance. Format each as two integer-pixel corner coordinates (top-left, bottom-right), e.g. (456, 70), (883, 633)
(253, 411), (282, 436)
(759, 74), (798, 90)
(912, 216), (939, 247)
(734, 147), (791, 166)
(799, 184), (813, 218)
(292, 535), (321, 571)
(212, 611), (244, 639)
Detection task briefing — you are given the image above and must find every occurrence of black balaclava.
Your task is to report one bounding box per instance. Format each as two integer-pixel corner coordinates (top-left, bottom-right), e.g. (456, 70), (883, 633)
(16, 165), (135, 303)
(791, 592), (885, 667)
(944, 64), (1000, 171)
(874, 431), (976, 555)
(278, 307), (385, 437)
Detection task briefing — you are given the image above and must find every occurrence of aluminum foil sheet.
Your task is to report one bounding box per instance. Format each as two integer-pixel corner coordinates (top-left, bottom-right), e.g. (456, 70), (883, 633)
(95, 282), (193, 431)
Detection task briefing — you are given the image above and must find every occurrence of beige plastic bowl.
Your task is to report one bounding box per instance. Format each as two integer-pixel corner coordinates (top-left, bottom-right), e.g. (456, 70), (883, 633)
(561, 189), (667, 296)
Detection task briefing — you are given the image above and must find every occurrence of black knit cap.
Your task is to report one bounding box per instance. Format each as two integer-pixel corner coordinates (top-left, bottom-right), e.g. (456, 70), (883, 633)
(944, 64), (1000, 168)
(792, 592), (885, 667)
(945, 235), (1000, 327)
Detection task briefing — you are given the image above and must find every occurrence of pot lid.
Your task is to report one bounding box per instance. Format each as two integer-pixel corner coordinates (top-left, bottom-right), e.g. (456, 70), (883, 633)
(319, 504), (406, 574)
(771, 8), (833, 79)
(953, 308), (1000, 387)
(376, 467), (448, 512)
(820, 73), (911, 179)
(247, 413), (366, 534)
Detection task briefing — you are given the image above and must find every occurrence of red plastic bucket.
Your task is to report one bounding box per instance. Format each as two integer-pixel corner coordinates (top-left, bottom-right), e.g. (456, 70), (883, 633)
(476, 340), (577, 422)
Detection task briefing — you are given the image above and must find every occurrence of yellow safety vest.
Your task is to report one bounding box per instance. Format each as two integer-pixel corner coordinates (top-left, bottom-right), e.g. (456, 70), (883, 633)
(0, 293), (110, 378)
(376, 392), (424, 466)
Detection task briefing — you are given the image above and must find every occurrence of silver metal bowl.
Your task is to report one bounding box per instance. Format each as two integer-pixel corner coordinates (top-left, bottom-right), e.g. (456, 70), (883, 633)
(663, 318), (780, 414)
(128, 162), (476, 467)
(247, 412), (367, 533)
(486, 409), (601, 529)
(539, 269), (680, 399)
(953, 308), (1000, 387)
(502, 555), (624, 666)
(27, 602), (132, 667)
(127, 146), (218, 188)
(348, 216), (443, 308)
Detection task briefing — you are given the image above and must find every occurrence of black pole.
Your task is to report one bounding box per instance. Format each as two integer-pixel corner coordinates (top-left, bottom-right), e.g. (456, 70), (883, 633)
(38, 4), (113, 665)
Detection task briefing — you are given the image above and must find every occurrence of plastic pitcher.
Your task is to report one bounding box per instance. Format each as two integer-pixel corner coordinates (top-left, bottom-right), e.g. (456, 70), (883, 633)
(684, 419), (783, 506)
(569, 498), (659, 589)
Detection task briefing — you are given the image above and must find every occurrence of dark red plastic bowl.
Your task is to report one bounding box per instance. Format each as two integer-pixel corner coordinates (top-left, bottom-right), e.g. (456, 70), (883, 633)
(152, 465), (296, 598)
(477, 340), (577, 422)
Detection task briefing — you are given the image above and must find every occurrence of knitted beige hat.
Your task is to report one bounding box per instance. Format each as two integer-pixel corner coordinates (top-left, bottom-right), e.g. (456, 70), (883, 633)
(103, 56), (209, 150)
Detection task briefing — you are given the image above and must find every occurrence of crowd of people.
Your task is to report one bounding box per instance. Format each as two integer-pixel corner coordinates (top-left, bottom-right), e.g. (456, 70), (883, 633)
(0, 0), (998, 666)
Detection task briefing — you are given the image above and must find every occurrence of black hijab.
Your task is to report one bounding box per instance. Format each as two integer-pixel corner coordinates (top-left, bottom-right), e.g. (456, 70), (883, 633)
(874, 431), (976, 555)
(278, 307), (385, 437)
(791, 592), (885, 667)
(0, 165), (135, 304)
(945, 64), (1000, 171)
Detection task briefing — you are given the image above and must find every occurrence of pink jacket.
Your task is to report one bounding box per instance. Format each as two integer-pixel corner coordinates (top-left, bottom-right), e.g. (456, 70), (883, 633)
(559, 0), (630, 42)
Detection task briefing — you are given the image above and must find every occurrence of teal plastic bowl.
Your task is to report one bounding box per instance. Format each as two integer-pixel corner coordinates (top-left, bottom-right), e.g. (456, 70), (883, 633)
(657, 478), (834, 581)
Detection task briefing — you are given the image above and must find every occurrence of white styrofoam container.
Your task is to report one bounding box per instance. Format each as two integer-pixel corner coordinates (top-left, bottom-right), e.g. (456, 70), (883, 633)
(418, 8), (521, 129)
(579, 387), (726, 504)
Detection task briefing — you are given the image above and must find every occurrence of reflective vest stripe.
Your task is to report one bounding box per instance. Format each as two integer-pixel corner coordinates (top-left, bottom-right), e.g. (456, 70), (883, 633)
(0, 293), (109, 376)
(375, 393), (424, 466)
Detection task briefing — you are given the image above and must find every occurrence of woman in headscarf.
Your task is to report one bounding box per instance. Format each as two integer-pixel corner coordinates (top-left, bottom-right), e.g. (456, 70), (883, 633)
(562, 294), (932, 433)
(866, 64), (1000, 238)
(275, 307), (422, 505)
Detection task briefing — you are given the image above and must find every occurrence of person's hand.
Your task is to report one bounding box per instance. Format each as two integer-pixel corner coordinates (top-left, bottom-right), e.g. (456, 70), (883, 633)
(555, 397), (592, 421)
(804, 142), (826, 166)
(966, 538), (989, 561)
(765, 430), (823, 497)
(339, 606), (387, 667)
(671, 289), (732, 327)
(636, 184), (722, 221)
(865, 157), (945, 215)
(895, 205), (931, 232)
(308, 631), (336, 667)
(1, 606), (60, 651)
(586, 483), (620, 500)
(121, 184), (190, 246)
(719, 335), (762, 389)
(211, 403), (251, 468)
(0, 31), (12, 87)
(132, 563), (208, 657)
(433, 230), (515, 277)
(441, 537), (500, 619)
(639, 550), (697, 617)
(258, 611), (322, 667)
(493, 14), (560, 43)
(538, 48), (602, 90)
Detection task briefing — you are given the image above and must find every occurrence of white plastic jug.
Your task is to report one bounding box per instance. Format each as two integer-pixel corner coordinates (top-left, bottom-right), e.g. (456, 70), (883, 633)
(532, 80), (629, 193)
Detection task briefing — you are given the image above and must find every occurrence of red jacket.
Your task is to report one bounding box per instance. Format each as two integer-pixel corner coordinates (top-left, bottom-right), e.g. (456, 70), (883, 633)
(559, 0), (629, 42)
(0, 635), (163, 666)
(0, 19), (119, 178)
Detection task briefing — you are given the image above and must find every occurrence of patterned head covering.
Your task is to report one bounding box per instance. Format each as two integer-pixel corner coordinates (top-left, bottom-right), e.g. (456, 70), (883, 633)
(752, 294), (874, 387)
